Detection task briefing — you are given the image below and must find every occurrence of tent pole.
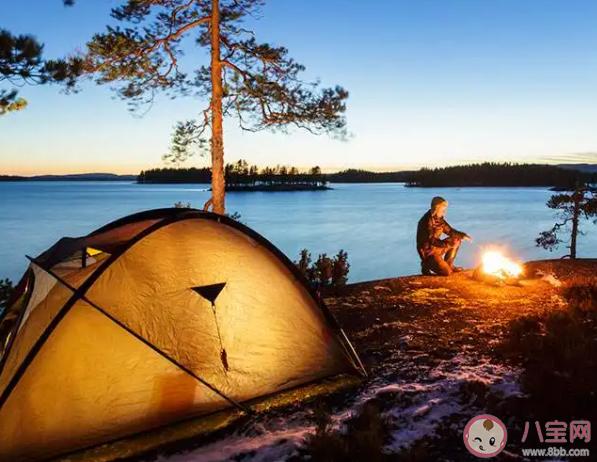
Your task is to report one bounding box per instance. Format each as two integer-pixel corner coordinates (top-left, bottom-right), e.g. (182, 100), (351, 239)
(339, 328), (368, 378)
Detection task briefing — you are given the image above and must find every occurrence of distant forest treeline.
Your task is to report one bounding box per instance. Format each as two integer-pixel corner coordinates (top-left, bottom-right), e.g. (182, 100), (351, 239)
(330, 169), (414, 183)
(2, 163), (596, 186)
(139, 160), (328, 187)
(138, 162), (597, 187)
(0, 173), (137, 182)
(138, 165), (413, 185)
(405, 163), (597, 188)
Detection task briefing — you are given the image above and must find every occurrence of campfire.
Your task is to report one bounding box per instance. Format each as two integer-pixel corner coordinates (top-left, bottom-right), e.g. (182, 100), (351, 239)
(473, 251), (524, 285)
(481, 251), (523, 279)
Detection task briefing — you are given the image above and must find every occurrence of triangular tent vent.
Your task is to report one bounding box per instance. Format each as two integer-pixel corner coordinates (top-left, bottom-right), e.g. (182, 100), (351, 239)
(191, 282), (226, 305)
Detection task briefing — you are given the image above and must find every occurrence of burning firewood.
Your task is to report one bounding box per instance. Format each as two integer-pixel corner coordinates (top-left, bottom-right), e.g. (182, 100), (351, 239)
(473, 251), (524, 286)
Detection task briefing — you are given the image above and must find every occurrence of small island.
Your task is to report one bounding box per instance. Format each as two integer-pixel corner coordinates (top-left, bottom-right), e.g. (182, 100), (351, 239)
(225, 184), (331, 192)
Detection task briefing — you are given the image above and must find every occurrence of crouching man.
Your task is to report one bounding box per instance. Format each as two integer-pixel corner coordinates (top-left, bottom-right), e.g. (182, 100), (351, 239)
(416, 196), (472, 276)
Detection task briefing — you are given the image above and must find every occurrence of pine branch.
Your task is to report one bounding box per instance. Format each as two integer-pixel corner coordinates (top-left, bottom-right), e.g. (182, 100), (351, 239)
(0, 28), (83, 115)
(84, 0), (349, 164)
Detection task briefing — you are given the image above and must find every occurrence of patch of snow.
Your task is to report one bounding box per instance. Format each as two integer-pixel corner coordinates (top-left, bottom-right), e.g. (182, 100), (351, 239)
(500, 449), (523, 459)
(537, 272), (563, 287)
(153, 355), (521, 462)
(429, 354), (521, 392)
(153, 427), (312, 462)
(373, 383), (428, 394)
(374, 355), (521, 452)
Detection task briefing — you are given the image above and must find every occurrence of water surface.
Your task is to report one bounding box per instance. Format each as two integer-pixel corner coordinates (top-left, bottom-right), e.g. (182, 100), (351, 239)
(1, 182), (595, 283)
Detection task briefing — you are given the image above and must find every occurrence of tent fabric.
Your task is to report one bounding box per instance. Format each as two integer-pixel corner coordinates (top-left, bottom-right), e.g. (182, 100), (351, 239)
(0, 271), (74, 398)
(0, 293), (26, 368)
(0, 299), (227, 462)
(86, 219), (349, 400)
(0, 209), (364, 462)
(18, 263), (58, 332)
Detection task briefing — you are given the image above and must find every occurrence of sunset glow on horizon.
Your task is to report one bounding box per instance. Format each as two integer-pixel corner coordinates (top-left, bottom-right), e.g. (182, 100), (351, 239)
(4, 153), (596, 177)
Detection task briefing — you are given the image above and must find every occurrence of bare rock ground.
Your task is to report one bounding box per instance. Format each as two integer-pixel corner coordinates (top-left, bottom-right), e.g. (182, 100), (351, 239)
(144, 260), (597, 462)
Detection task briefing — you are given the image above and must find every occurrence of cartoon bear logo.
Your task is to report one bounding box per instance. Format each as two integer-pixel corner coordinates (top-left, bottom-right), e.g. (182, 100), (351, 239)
(463, 414), (507, 458)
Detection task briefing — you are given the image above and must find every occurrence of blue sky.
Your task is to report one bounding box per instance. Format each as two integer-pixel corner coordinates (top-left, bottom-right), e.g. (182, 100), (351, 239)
(1, 0), (596, 175)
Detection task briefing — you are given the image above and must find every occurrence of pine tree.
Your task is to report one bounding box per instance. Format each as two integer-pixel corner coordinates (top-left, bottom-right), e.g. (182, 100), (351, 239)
(536, 183), (597, 259)
(314, 254), (333, 288)
(84, 0), (348, 214)
(332, 250), (350, 287)
(296, 249), (312, 281)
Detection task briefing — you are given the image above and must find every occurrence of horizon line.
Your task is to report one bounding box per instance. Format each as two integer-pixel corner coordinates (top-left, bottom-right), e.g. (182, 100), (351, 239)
(3, 160), (596, 178)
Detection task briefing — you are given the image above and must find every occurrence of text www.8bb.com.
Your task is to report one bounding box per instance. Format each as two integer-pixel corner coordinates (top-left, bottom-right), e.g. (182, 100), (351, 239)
(521, 447), (590, 457)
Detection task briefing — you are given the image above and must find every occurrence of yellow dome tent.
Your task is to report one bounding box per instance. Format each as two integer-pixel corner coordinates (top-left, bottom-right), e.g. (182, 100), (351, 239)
(0, 208), (365, 462)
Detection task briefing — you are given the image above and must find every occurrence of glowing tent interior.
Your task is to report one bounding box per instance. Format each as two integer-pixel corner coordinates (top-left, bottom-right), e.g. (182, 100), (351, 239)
(0, 208), (365, 462)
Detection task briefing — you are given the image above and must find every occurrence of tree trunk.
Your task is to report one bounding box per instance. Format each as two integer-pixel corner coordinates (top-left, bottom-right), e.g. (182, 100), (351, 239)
(210, 0), (225, 214)
(570, 181), (581, 259)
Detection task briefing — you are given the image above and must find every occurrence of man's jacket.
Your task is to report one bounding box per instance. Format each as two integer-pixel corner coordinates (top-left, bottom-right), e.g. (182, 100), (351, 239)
(416, 210), (464, 258)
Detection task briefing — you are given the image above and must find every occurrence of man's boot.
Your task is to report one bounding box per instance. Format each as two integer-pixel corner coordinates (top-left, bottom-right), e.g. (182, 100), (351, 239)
(421, 260), (432, 276)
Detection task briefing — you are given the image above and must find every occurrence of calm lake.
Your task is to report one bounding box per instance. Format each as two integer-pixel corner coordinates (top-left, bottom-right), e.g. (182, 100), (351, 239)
(1, 182), (595, 284)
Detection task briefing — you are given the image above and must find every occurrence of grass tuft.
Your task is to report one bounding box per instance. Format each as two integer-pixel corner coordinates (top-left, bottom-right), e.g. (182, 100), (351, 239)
(292, 402), (391, 462)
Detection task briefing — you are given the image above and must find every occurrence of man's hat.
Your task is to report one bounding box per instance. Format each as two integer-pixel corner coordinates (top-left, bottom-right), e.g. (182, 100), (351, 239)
(431, 196), (448, 209)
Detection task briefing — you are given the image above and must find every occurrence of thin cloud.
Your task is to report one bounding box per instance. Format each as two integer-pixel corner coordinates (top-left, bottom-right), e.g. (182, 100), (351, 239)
(540, 153), (597, 164)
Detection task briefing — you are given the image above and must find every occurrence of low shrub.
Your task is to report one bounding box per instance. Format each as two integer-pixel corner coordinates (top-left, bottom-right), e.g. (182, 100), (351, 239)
(294, 249), (350, 293)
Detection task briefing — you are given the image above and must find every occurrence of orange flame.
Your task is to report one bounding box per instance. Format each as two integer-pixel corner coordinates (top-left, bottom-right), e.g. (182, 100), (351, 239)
(482, 251), (523, 279)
